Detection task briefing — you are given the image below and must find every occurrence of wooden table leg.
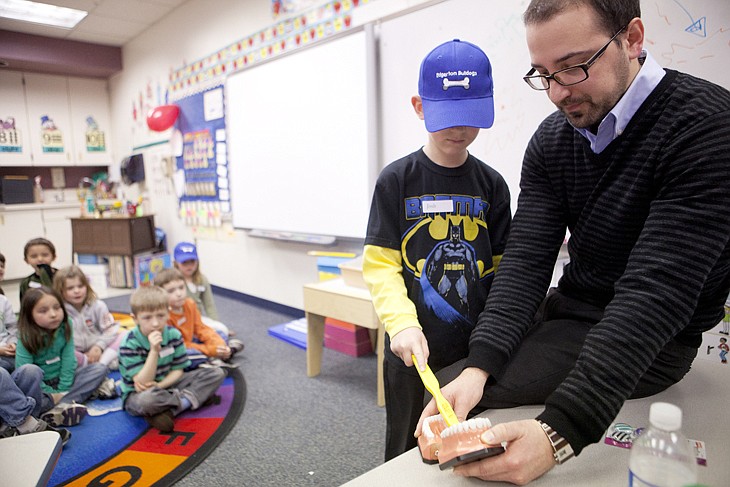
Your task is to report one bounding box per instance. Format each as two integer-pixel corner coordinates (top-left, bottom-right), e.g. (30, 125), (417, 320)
(306, 312), (326, 377)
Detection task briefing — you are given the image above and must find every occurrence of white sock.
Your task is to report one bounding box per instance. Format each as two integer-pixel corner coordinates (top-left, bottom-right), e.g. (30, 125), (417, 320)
(100, 347), (118, 366)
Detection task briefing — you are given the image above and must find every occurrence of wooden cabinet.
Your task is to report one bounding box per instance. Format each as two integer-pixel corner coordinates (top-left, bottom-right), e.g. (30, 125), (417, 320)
(0, 71), (34, 166)
(0, 73), (113, 167)
(71, 215), (156, 256)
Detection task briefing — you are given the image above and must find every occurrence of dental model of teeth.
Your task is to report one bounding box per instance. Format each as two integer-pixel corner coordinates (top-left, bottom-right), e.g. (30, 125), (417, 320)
(438, 417), (505, 470)
(417, 414), (448, 464)
(418, 415), (505, 469)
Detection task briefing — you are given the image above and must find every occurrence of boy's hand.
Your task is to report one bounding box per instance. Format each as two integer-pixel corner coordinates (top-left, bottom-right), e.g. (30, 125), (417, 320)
(133, 379), (157, 392)
(416, 367), (488, 436)
(148, 331), (163, 352)
(0, 343), (15, 356)
(86, 345), (103, 363)
(216, 345), (232, 360)
(390, 327), (429, 369)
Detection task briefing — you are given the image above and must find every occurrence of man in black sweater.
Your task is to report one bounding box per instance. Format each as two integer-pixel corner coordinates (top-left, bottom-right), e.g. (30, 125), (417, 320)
(417, 0), (730, 483)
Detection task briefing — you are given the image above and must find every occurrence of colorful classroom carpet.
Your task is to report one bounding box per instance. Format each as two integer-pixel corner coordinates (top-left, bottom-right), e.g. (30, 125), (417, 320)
(48, 367), (246, 486)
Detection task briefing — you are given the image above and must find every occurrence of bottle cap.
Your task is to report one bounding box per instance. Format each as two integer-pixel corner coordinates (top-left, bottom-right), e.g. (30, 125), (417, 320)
(649, 402), (682, 431)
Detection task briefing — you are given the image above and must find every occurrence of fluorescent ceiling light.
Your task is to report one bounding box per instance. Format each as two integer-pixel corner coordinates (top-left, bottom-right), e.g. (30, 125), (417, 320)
(0, 0), (87, 29)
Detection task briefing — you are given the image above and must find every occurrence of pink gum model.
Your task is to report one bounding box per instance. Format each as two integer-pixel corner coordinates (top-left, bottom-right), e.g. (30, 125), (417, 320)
(417, 414), (448, 464)
(438, 417), (505, 470)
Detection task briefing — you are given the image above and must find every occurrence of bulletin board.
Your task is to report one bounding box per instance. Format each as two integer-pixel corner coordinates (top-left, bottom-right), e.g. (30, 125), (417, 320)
(226, 27), (376, 240)
(173, 84), (228, 227)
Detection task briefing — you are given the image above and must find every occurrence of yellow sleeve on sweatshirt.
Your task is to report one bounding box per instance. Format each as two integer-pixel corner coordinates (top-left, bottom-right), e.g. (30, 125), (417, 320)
(362, 244), (420, 338)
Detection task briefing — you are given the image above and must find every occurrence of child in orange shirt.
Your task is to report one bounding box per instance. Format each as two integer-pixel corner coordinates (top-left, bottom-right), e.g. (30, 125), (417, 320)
(153, 269), (242, 368)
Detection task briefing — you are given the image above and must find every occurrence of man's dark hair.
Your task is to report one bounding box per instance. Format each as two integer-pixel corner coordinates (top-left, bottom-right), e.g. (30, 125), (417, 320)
(524, 0), (640, 36)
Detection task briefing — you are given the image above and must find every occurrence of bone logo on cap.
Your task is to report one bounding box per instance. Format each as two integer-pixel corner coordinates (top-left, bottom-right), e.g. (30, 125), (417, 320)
(443, 77), (470, 90)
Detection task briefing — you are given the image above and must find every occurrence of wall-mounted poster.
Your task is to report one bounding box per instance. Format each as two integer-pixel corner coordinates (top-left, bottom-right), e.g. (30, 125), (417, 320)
(173, 84), (228, 227)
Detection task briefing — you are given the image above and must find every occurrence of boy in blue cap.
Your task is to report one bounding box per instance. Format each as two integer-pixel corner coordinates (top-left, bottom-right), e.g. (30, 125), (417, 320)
(363, 39), (512, 460)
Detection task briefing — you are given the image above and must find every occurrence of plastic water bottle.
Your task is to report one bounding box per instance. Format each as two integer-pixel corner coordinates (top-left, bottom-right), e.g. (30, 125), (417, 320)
(629, 402), (697, 487)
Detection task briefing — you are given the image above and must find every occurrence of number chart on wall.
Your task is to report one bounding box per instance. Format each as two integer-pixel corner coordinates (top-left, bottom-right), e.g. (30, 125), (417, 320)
(173, 84), (229, 228)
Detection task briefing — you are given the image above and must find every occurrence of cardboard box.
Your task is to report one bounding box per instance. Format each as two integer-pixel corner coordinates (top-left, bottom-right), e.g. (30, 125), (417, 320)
(324, 334), (373, 357)
(324, 318), (373, 357)
(338, 256), (366, 289)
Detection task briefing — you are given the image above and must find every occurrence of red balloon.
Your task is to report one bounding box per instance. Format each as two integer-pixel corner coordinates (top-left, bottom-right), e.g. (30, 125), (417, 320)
(146, 105), (179, 131)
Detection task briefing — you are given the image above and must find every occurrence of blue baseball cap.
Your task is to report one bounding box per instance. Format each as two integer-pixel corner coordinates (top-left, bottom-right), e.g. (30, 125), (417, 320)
(174, 242), (198, 263)
(418, 39), (495, 132)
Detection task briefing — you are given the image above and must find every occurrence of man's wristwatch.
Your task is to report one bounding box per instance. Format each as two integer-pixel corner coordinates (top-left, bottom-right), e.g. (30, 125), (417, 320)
(537, 420), (575, 464)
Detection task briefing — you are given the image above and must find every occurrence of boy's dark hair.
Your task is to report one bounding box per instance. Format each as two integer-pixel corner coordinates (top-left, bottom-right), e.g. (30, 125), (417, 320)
(24, 238), (57, 259)
(130, 286), (169, 315)
(18, 286), (71, 355)
(153, 268), (185, 289)
(524, 0), (640, 36)
(0, 252), (5, 264)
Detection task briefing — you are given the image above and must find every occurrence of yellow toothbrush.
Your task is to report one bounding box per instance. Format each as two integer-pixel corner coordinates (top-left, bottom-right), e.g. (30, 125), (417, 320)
(412, 355), (459, 427)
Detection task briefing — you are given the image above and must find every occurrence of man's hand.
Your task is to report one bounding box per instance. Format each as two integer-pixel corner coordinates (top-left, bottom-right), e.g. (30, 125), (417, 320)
(415, 367), (488, 436)
(453, 419), (556, 485)
(86, 345), (103, 363)
(390, 327), (429, 368)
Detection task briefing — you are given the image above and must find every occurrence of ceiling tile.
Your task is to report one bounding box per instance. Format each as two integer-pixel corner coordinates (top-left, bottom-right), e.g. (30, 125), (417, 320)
(92, 0), (171, 24)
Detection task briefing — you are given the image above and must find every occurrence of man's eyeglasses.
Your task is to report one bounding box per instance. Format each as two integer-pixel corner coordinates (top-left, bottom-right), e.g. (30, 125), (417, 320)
(523, 26), (627, 91)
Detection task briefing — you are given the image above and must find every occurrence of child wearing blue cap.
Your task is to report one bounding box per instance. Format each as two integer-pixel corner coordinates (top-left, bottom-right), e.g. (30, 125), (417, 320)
(173, 242), (244, 353)
(173, 242), (218, 321)
(362, 39), (512, 460)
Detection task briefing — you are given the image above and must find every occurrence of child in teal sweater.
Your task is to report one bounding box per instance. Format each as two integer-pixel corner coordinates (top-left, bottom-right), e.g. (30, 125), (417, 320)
(16, 286), (109, 427)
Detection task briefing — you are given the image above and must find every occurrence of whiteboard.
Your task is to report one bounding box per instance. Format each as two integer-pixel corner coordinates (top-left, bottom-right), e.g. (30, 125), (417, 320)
(227, 28), (374, 239)
(378, 0), (730, 214)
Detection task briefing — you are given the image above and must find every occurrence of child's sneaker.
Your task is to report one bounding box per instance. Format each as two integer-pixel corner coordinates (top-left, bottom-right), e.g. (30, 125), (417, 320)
(228, 338), (245, 356)
(42, 402), (88, 427)
(0, 419), (72, 445)
(144, 409), (174, 433)
(202, 357), (238, 369)
(95, 377), (118, 399)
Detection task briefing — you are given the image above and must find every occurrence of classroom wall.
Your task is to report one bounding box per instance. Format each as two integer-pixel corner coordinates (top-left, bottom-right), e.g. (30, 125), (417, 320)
(108, 0), (440, 309)
(109, 0), (729, 311)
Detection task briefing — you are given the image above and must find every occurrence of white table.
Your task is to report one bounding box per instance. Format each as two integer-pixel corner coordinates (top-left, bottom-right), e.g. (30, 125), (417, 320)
(343, 359), (728, 486)
(0, 431), (62, 486)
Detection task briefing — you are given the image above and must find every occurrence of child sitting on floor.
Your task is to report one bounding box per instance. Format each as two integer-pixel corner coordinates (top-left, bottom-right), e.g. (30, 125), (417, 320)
(0, 292), (17, 372)
(16, 287), (110, 427)
(173, 242), (242, 347)
(54, 265), (122, 370)
(153, 268), (243, 368)
(119, 286), (226, 432)
(19, 238), (58, 302)
(0, 364), (71, 444)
